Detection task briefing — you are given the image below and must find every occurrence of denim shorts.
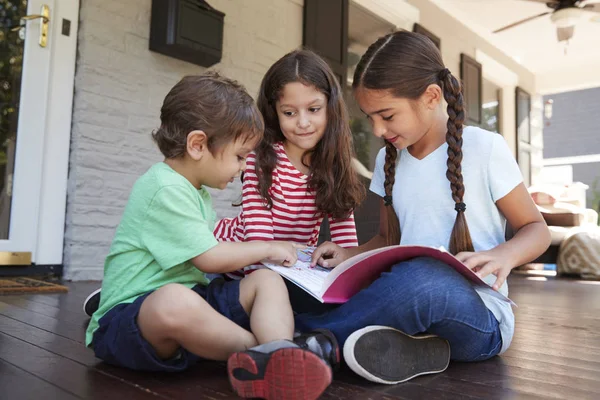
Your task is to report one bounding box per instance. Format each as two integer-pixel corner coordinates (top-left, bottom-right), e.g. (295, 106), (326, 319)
(91, 278), (250, 372)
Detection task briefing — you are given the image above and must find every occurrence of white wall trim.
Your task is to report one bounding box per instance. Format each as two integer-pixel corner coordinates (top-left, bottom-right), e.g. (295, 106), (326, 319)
(352, 0), (419, 30)
(543, 154), (600, 166)
(475, 49), (518, 87)
(35, 0), (79, 264)
(0, 0), (53, 255)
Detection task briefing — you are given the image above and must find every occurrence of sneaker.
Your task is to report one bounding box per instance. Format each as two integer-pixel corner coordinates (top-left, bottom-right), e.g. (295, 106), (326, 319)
(83, 288), (101, 317)
(293, 329), (340, 371)
(343, 326), (450, 384)
(228, 340), (333, 400)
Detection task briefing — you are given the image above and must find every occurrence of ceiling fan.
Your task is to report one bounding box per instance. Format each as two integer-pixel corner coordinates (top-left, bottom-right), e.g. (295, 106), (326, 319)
(493, 0), (600, 42)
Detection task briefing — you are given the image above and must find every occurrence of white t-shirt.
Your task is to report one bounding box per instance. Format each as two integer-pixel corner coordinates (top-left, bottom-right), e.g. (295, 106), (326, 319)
(370, 126), (522, 354)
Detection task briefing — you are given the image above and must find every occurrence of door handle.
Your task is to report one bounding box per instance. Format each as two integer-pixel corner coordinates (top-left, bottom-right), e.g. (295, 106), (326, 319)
(10, 5), (50, 48)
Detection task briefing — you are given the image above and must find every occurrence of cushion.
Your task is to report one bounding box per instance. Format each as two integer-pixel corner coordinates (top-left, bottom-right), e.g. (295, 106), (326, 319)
(549, 226), (573, 246)
(557, 228), (600, 279)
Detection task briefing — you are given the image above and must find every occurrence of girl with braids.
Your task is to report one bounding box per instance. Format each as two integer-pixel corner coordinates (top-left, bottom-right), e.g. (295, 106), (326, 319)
(295, 31), (551, 384)
(214, 49), (365, 283)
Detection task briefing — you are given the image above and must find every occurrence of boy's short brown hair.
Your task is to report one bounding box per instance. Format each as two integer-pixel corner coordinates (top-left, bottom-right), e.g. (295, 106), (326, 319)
(153, 72), (264, 158)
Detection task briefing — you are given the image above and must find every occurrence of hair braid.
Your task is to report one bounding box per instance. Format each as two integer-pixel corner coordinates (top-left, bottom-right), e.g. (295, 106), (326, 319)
(441, 71), (474, 254)
(382, 141), (401, 246)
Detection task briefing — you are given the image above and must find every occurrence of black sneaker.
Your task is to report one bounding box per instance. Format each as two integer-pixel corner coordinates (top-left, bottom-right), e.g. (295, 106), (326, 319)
(293, 329), (340, 371)
(228, 340), (333, 400)
(83, 288), (101, 317)
(343, 326), (450, 384)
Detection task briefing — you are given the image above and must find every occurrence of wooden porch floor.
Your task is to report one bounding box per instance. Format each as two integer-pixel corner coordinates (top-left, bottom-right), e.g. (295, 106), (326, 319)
(1, 273), (599, 399)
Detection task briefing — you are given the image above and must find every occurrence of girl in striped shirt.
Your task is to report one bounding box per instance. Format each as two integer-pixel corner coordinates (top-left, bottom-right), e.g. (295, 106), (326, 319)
(214, 50), (365, 280)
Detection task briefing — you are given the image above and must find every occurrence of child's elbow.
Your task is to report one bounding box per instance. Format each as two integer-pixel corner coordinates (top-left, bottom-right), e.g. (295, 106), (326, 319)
(540, 222), (552, 252)
(191, 253), (221, 274)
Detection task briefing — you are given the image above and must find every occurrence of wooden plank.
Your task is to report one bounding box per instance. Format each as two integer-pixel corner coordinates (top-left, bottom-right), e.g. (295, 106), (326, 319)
(502, 350), (600, 373)
(499, 354), (600, 382)
(1, 295), (90, 327)
(333, 368), (489, 400)
(1, 275), (599, 400)
(0, 332), (168, 400)
(448, 357), (600, 395)
(0, 314), (237, 399)
(441, 362), (596, 399)
(0, 314), (98, 366)
(508, 339), (600, 363)
(0, 359), (81, 400)
(14, 292), (88, 315)
(0, 300), (85, 343)
(0, 312), (459, 400)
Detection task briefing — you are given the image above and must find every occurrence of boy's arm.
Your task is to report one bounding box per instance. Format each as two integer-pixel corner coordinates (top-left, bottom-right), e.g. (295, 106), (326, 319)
(142, 185), (294, 274)
(191, 241), (298, 274)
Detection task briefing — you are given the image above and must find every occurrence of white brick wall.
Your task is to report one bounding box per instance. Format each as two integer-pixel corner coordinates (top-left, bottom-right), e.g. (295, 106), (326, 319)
(64, 0), (303, 280)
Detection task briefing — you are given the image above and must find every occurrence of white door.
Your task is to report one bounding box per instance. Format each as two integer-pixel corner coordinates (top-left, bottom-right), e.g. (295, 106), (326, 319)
(0, 0), (76, 265)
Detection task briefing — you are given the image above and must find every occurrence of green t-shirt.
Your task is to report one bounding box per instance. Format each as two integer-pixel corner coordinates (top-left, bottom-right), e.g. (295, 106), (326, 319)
(85, 162), (217, 346)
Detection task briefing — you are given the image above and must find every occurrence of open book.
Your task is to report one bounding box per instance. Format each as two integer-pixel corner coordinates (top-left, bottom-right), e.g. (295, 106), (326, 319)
(262, 245), (515, 306)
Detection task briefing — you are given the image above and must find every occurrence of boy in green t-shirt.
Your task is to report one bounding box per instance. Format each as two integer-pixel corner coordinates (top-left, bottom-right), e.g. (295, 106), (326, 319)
(86, 73), (338, 400)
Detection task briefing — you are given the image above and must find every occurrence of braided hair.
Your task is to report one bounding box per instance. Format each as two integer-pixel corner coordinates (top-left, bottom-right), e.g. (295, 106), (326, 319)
(352, 31), (474, 253)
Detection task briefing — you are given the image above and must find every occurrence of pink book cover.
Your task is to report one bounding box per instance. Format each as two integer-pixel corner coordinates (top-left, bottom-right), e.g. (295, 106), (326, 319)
(321, 245), (515, 306)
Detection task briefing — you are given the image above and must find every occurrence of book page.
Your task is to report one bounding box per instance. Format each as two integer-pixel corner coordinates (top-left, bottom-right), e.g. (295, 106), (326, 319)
(261, 248), (331, 300)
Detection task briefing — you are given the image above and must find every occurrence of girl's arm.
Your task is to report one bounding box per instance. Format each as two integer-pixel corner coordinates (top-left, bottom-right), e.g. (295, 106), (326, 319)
(240, 154), (275, 242)
(311, 199), (388, 267)
(328, 213), (359, 248)
(456, 182), (551, 290)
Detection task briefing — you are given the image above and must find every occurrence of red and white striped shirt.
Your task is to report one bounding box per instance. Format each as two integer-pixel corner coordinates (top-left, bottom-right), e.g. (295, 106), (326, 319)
(214, 142), (358, 279)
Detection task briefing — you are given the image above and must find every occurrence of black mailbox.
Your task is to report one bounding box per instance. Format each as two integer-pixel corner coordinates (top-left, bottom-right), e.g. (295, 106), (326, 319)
(149, 0), (225, 68)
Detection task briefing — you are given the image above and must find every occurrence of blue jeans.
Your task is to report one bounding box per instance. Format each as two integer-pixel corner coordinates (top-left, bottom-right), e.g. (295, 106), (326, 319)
(295, 257), (503, 362)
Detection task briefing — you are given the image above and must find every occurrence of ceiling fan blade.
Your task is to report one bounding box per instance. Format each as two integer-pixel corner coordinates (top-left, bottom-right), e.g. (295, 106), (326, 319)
(493, 11), (551, 33)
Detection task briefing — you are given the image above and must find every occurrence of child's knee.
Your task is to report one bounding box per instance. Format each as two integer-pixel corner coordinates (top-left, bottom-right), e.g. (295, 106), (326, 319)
(240, 269), (287, 300)
(141, 284), (207, 330)
(246, 268), (285, 287)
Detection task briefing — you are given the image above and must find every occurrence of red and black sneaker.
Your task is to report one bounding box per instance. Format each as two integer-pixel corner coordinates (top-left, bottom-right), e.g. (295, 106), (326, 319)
(227, 341), (333, 400)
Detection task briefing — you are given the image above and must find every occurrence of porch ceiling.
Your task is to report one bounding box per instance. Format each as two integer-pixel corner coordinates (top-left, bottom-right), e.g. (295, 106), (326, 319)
(430, 0), (600, 94)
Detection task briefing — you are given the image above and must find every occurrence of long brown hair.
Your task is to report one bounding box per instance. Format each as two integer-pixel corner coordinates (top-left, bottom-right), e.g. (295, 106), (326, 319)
(352, 31), (474, 254)
(256, 49), (365, 219)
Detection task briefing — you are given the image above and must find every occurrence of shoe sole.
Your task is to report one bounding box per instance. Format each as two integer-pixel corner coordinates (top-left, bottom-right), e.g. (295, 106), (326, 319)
(83, 288), (101, 317)
(343, 326), (450, 384)
(228, 347), (332, 400)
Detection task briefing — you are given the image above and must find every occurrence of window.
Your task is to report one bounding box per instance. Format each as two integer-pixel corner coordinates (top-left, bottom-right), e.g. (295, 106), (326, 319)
(347, 2), (395, 172)
(460, 54), (483, 126)
(480, 79), (501, 134)
(516, 87), (532, 187)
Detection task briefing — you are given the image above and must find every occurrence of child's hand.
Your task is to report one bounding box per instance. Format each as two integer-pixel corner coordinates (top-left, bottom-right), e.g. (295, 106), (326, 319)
(265, 242), (302, 267)
(310, 242), (349, 268)
(455, 249), (513, 291)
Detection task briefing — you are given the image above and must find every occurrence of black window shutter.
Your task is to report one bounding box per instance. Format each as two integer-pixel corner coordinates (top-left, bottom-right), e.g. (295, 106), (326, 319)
(303, 0), (349, 86)
(516, 87), (532, 186)
(304, 0), (348, 244)
(460, 54), (483, 126)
